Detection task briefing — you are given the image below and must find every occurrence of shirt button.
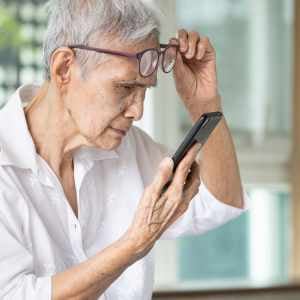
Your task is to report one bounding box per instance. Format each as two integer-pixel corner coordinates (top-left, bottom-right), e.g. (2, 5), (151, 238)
(118, 165), (127, 176)
(108, 194), (116, 202)
(29, 175), (36, 186)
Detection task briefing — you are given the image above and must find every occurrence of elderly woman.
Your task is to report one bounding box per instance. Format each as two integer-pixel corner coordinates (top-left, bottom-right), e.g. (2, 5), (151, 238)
(0, 0), (248, 299)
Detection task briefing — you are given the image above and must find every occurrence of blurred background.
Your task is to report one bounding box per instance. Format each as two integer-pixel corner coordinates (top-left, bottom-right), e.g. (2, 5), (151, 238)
(0, 0), (299, 299)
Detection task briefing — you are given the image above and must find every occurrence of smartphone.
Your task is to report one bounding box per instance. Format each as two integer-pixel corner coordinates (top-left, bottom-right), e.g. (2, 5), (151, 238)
(172, 111), (223, 172)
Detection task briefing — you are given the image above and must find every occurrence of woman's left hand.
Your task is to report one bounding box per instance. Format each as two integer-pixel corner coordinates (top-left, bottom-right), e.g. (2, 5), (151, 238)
(171, 29), (220, 115)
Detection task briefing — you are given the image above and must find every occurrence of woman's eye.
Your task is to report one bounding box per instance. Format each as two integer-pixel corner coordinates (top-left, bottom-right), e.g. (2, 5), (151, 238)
(117, 85), (135, 95)
(122, 85), (134, 90)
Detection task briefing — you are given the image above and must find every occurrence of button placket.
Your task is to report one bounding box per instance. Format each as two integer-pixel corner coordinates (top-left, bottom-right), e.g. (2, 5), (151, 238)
(29, 176), (35, 187)
(118, 163), (127, 177)
(108, 194), (116, 202)
(68, 211), (86, 261)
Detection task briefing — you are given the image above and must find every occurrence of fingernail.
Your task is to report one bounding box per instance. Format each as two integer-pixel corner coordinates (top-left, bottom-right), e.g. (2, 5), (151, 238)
(187, 51), (193, 58)
(196, 143), (202, 151)
(163, 157), (174, 168)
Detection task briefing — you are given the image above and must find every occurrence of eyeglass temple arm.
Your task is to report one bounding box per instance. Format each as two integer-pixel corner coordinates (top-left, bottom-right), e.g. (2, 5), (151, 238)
(68, 45), (138, 59)
(160, 43), (179, 48)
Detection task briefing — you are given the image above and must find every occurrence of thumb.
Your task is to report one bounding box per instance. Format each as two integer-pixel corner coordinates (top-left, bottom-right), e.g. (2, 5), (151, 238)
(169, 43), (185, 78)
(159, 157), (174, 173)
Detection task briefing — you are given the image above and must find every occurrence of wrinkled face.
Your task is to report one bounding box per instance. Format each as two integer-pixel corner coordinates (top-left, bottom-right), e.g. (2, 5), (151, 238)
(62, 36), (159, 150)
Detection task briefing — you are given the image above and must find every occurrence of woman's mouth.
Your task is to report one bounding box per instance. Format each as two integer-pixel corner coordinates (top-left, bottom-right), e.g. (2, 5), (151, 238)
(109, 127), (126, 136)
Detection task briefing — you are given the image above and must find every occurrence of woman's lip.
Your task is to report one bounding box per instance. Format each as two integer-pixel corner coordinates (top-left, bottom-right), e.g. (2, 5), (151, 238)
(110, 127), (126, 136)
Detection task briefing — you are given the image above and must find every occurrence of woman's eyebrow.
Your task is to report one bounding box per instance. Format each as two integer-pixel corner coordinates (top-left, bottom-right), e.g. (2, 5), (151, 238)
(117, 80), (157, 88)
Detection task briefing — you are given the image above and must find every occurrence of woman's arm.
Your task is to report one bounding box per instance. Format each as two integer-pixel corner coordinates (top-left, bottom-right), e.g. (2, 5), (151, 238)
(52, 236), (137, 300)
(1, 147), (200, 300)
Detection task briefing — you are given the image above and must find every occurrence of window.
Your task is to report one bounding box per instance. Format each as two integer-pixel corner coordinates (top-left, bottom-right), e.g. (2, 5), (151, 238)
(0, 0), (46, 108)
(146, 0), (294, 291)
(0, 0), (293, 291)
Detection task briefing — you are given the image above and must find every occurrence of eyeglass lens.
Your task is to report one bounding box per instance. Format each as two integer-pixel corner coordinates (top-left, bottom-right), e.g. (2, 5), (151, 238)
(140, 50), (159, 77)
(139, 46), (177, 77)
(163, 47), (177, 73)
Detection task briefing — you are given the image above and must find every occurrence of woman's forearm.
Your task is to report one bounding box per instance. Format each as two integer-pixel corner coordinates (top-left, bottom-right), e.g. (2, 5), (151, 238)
(52, 236), (137, 300)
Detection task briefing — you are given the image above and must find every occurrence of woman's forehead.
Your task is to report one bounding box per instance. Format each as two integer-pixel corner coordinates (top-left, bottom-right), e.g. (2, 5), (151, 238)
(99, 34), (160, 53)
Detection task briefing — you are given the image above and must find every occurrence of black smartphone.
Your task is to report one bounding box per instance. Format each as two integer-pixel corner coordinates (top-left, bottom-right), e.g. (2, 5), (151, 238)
(172, 111), (223, 172)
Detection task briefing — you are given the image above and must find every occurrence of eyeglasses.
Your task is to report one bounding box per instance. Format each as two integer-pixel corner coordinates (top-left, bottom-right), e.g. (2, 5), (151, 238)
(68, 43), (179, 78)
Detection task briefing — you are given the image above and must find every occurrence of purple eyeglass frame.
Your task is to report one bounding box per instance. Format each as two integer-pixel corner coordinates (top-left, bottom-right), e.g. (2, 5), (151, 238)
(68, 43), (179, 77)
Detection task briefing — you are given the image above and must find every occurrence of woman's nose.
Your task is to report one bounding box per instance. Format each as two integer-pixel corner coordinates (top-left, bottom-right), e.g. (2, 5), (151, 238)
(123, 96), (145, 121)
(123, 89), (146, 121)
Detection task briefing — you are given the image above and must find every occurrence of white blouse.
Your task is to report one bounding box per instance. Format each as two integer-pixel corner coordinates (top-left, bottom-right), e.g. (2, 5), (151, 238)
(0, 84), (248, 300)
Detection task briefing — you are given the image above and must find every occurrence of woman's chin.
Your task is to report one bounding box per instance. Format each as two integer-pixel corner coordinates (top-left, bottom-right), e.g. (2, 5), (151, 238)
(94, 135), (123, 151)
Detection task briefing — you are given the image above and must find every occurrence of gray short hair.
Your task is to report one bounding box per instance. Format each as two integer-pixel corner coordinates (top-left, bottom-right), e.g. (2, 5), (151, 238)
(42, 0), (161, 80)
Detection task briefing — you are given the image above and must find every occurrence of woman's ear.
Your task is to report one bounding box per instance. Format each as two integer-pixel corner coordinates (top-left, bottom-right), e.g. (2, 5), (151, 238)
(49, 47), (76, 87)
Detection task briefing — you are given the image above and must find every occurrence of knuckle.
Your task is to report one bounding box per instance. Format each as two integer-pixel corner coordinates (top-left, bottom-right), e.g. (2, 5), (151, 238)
(195, 178), (201, 186)
(179, 202), (189, 215)
(163, 171), (172, 183)
(198, 42), (204, 50)
(190, 31), (199, 38)
(202, 36), (209, 43)
(151, 188), (161, 200)
(178, 161), (189, 173)
(170, 185), (182, 198)
(160, 166), (171, 179)
(182, 201), (189, 211)
(178, 28), (187, 37)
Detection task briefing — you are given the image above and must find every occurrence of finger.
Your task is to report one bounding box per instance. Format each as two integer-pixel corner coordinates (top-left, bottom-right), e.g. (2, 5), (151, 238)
(205, 36), (216, 54)
(148, 191), (179, 233)
(163, 193), (193, 231)
(152, 165), (198, 228)
(169, 38), (181, 63)
(173, 164), (201, 221)
(186, 31), (200, 59)
(159, 163), (200, 235)
(177, 178), (200, 218)
(169, 37), (179, 46)
(151, 157), (174, 198)
(195, 150), (202, 165)
(183, 162), (201, 196)
(197, 36), (216, 61)
(196, 39), (206, 60)
(177, 29), (188, 52)
(147, 158), (174, 226)
(148, 193), (169, 224)
(155, 165), (199, 237)
(184, 179), (200, 203)
(170, 143), (201, 192)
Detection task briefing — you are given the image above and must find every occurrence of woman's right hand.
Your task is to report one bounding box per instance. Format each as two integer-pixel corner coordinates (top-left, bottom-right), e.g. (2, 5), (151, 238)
(124, 143), (201, 260)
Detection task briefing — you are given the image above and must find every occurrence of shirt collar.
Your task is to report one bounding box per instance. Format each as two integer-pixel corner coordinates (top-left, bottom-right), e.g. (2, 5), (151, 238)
(0, 84), (120, 175)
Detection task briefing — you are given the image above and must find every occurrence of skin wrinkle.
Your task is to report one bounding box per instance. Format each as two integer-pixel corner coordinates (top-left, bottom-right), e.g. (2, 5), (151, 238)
(19, 22), (244, 299)
(25, 36), (159, 181)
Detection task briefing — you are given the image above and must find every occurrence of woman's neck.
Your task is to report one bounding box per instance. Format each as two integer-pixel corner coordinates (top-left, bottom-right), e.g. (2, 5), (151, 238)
(24, 82), (77, 179)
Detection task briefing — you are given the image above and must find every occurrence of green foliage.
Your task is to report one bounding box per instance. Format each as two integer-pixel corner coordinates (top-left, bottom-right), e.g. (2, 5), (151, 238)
(0, 7), (24, 49)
